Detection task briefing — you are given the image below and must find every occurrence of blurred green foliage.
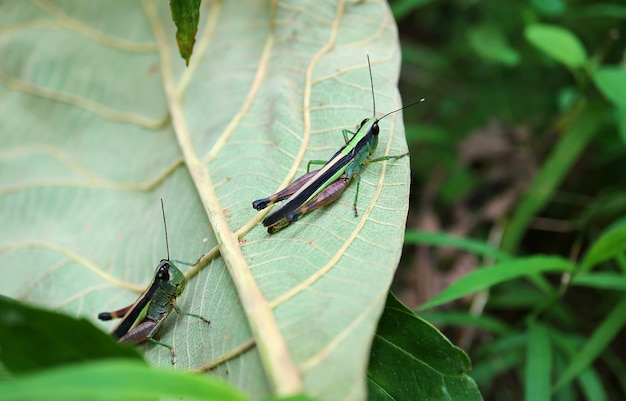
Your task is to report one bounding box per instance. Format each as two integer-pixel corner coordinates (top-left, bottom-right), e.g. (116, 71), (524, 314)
(390, 1), (626, 400)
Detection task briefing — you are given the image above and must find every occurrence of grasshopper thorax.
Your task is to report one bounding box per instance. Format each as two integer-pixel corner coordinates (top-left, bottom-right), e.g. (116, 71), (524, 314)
(155, 259), (186, 297)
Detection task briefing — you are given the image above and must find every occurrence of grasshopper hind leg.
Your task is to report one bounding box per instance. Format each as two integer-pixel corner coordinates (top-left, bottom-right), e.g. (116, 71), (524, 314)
(97, 304), (133, 321)
(266, 175), (351, 233)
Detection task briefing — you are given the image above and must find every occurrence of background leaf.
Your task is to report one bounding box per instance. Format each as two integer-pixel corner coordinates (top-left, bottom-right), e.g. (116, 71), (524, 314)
(367, 293), (482, 401)
(0, 295), (143, 374)
(418, 256), (575, 310)
(592, 68), (626, 143)
(468, 25), (520, 67)
(170, 0), (202, 66)
(0, 360), (246, 401)
(593, 67), (626, 109)
(500, 108), (600, 253)
(524, 24), (587, 68)
(525, 322), (551, 401)
(389, 1), (626, 399)
(555, 295), (626, 390)
(0, 1), (410, 400)
(581, 225), (626, 271)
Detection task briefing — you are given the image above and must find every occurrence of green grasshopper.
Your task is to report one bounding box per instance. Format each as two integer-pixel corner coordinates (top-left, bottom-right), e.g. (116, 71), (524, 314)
(252, 55), (423, 233)
(98, 200), (210, 364)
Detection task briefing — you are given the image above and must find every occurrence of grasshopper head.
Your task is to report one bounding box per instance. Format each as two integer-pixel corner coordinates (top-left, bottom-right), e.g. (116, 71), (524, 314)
(356, 117), (381, 156)
(358, 117), (380, 136)
(154, 259), (186, 297)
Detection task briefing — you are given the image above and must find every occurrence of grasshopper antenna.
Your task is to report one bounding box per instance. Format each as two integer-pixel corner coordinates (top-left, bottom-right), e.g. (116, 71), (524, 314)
(366, 54), (376, 117)
(378, 98), (426, 121)
(367, 54), (425, 120)
(160, 198), (170, 261)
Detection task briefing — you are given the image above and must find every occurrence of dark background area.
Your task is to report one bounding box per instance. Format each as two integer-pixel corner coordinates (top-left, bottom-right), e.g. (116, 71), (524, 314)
(389, 1), (626, 399)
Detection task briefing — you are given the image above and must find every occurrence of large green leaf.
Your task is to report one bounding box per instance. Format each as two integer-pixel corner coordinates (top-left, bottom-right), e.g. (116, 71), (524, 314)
(0, 295), (143, 374)
(0, 1), (410, 400)
(0, 360), (246, 401)
(367, 293), (482, 401)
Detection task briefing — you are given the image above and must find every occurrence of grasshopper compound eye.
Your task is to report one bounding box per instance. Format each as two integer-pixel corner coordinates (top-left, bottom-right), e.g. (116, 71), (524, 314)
(371, 122), (380, 135)
(157, 265), (170, 281)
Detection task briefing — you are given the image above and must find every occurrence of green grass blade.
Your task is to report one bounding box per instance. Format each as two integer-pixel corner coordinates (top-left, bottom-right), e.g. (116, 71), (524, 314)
(418, 256), (575, 310)
(555, 295), (626, 390)
(577, 367), (608, 401)
(549, 330), (608, 401)
(581, 225), (626, 271)
(525, 322), (552, 401)
(501, 108), (601, 253)
(405, 230), (512, 261)
(418, 311), (511, 336)
(571, 272), (626, 291)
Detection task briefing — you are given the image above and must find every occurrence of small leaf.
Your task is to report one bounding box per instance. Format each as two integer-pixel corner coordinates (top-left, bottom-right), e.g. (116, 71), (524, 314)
(593, 67), (626, 109)
(0, 296), (142, 374)
(468, 25), (520, 66)
(0, 360), (246, 401)
(580, 225), (626, 271)
(525, 24), (587, 68)
(367, 293), (482, 401)
(170, 0), (202, 66)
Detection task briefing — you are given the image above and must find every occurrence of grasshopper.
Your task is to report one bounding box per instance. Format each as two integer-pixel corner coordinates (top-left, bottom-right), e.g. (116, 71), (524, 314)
(252, 55), (423, 233)
(98, 200), (209, 364)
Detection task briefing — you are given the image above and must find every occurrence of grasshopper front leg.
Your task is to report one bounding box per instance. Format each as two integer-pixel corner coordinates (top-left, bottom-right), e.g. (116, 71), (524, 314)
(306, 160), (327, 172)
(342, 128), (357, 144)
(349, 153), (409, 217)
(364, 152), (409, 164)
(173, 305), (211, 325)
